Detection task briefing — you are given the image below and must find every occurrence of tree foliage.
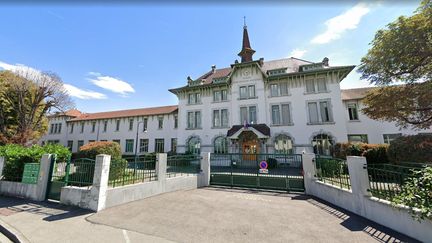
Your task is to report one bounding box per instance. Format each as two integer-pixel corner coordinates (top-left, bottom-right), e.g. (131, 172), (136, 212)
(358, 0), (432, 129)
(0, 69), (73, 145)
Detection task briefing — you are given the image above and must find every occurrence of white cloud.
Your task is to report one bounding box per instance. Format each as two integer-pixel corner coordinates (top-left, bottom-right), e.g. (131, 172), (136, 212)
(311, 3), (371, 44)
(0, 61), (42, 76)
(289, 49), (307, 58)
(64, 84), (107, 100)
(87, 72), (135, 95)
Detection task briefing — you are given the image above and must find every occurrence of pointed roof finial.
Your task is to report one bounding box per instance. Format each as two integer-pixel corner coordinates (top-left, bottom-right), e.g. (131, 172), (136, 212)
(238, 17), (255, 63)
(243, 16), (246, 28)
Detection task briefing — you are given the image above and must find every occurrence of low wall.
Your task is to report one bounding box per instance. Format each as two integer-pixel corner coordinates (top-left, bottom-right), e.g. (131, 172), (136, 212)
(105, 175), (200, 209)
(59, 186), (92, 209)
(0, 181), (38, 200)
(303, 154), (432, 242)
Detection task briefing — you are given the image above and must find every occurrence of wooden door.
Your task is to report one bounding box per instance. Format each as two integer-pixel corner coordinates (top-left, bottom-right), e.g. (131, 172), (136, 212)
(242, 141), (259, 161)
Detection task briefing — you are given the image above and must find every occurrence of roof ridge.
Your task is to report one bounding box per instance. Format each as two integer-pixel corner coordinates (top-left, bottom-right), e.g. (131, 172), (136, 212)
(80, 105), (178, 116)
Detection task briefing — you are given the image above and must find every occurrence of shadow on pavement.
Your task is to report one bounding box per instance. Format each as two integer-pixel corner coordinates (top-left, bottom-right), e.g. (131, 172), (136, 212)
(205, 186), (418, 243)
(0, 196), (92, 222)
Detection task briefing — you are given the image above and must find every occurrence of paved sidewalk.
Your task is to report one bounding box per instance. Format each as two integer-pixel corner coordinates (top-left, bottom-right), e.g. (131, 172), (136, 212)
(0, 188), (418, 243)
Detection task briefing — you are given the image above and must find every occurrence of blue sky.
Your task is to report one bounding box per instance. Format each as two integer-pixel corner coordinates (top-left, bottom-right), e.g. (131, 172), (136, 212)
(0, 1), (420, 112)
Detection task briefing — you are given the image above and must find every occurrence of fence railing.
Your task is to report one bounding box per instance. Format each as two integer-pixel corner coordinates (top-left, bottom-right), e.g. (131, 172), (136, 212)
(109, 155), (157, 188)
(66, 158), (95, 187)
(315, 156), (351, 190)
(166, 154), (201, 178)
(367, 163), (429, 201)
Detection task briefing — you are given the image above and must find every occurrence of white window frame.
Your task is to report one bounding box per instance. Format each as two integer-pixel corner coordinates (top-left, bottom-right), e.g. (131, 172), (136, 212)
(187, 110), (202, 129)
(305, 76), (328, 94)
(271, 103), (292, 125)
(212, 108), (229, 128)
(239, 85), (256, 100)
(347, 102), (359, 121)
(240, 105), (258, 124)
(307, 99), (334, 124)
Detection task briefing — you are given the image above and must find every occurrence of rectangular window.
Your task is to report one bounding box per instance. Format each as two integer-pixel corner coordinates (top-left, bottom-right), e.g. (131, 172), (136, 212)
(383, 134), (402, 144)
(213, 110), (220, 127)
(213, 90), (221, 102)
(195, 111), (201, 128)
(88, 140), (95, 143)
(281, 104), (291, 125)
(115, 120), (120, 131)
(308, 100), (333, 124)
(348, 134), (368, 144)
(317, 78), (327, 92)
(155, 139), (164, 153)
(249, 106), (257, 124)
(240, 86), (248, 99)
(271, 105), (281, 125)
(103, 121), (108, 132)
(139, 139), (149, 153)
(129, 119), (134, 131)
(143, 118), (148, 132)
(171, 138), (177, 153)
(280, 82), (289, 96)
(196, 93), (201, 103)
(187, 112), (194, 129)
(188, 93), (195, 104)
(221, 109), (228, 127)
(187, 111), (201, 129)
(54, 124), (58, 134)
(221, 90), (227, 101)
(174, 115), (178, 129)
(100, 140), (107, 142)
(58, 123), (62, 133)
(77, 140), (84, 150)
(240, 107), (248, 124)
(270, 84), (279, 97)
(158, 117), (163, 129)
(50, 124), (54, 134)
(80, 123), (84, 133)
(125, 139), (134, 153)
(188, 93), (201, 104)
(306, 79), (315, 93)
(91, 122), (96, 133)
(67, 140), (73, 151)
(248, 85), (255, 98)
(348, 103), (359, 121)
(113, 139), (120, 145)
(70, 123), (74, 134)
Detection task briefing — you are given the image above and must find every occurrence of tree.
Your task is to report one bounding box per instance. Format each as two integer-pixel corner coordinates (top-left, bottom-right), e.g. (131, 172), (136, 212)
(0, 69), (73, 145)
(358, 0), (432, 129)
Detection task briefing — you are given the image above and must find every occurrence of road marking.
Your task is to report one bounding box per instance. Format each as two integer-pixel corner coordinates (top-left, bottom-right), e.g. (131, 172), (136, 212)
(122, 229), (131, 243)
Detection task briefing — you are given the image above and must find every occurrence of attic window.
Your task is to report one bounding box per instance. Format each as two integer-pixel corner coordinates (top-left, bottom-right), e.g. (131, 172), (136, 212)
(267, 68), (287, 76)
(301, 63), (324, 72)
(213, 77), (227, 84)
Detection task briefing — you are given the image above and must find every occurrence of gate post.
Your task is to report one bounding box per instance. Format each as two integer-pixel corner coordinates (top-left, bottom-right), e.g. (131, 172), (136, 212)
(156, 153), (167, 182)
(301, 153), (316, 195)
(37, 154), (53, 201)
(199, 152), (210, 187)
(88, 154), (111, 212)
(0, 156), (5, 178)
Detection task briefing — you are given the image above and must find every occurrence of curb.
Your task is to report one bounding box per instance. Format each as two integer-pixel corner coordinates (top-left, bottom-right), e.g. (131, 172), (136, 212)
(0, 218), (29, 243)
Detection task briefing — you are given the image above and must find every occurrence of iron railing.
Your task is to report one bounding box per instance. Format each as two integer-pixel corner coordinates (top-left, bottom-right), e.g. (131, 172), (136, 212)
(315, 156), (351, 190)
(109, 155), (157, 188)
(166, 154), (201, 178)
(66, 158), (95, 187)
(367, 163), (429, 201)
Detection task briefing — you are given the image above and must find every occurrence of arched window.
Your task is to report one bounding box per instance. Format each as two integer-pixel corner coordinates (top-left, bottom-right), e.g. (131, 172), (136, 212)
(187, 136), (201, 154)
(214, 136), (228, 154)
(274, 135), (293, 154)
(312, 134), (334, 156)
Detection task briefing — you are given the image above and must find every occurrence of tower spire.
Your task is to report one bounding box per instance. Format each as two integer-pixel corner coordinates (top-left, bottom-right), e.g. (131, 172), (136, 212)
(238, 17), (255, 63)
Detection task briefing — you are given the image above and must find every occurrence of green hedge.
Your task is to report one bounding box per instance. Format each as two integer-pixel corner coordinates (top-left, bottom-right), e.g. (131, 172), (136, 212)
(333, 142), (389, 164)
(387, 134), (432, 164)
(76, 141), (125, 180)
(0, 144), (71, 181)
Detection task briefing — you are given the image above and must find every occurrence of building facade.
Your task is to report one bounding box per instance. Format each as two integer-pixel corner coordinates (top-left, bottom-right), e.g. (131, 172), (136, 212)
(40, 25), (431, 156)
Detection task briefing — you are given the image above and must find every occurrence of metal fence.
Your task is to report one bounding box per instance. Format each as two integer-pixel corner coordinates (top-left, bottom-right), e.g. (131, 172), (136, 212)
(367, 163), (429, 201)
(315, 156), (351, 190)
(210, 153), (304, 191)
(166, 154), (201, 178)
(66, 158), (95, 187)
(109, 155), (157, 188)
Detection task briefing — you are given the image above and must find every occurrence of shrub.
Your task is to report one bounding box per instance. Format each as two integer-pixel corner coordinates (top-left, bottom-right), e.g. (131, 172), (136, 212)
(76, 141), (125, 180)
(332, 142), (389, 164)
(387, 134), (432, 164)
(392, 166), (432, 221)
(0, 143), (71, 181)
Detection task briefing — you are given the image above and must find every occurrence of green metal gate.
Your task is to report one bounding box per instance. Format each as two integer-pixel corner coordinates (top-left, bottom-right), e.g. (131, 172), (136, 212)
(46, 155), (71, 201)
(210, 153), (304, 192)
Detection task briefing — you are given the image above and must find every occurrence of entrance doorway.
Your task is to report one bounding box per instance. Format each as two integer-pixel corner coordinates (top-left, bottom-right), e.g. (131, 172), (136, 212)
(242, 140), (259, 161)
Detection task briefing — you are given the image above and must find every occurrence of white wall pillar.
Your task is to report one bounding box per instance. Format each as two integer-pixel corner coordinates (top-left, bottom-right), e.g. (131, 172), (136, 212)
(199, 152), (210, 187)
(36, 154), (53, 201)
(89, 154), (111, 212)
(301, 153), (316, 195)
(156, 153), (167, 182)
(0, 156), (5, 178)
(347, 156), (371, 197)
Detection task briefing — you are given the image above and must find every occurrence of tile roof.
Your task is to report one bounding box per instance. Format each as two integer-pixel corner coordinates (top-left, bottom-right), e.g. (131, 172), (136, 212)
(70, 105), (178, 121)
(65, 109), (82, 117)
(341, 87), (376, 100)
(227, 124), (271, 137)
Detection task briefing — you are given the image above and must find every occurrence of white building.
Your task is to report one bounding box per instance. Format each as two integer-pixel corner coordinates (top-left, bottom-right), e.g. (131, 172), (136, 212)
(40, 25), (431, 156)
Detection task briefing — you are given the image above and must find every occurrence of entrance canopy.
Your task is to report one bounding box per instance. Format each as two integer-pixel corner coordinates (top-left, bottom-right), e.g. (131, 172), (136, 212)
(227, 124), (270, 139)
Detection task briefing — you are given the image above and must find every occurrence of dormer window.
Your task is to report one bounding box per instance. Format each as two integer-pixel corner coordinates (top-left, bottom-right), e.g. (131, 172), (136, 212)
(267, 68), (287, 76)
